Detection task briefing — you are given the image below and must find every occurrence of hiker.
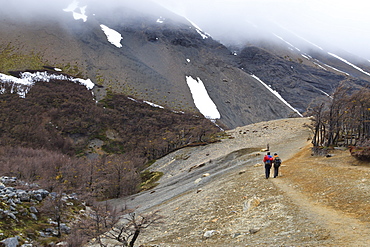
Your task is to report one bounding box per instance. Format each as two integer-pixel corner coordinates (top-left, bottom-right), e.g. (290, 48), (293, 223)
(272, 153), (282, 178)
(263, 152), (273, 179)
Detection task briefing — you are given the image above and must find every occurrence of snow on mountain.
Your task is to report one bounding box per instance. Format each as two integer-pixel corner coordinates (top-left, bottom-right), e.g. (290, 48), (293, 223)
(100, 25), (123, 48)
(63, 0), (88, 22)
(323, 63), (350, 76)
(187, 19), (210, 39)
(328, 52), (370, 77)
(156, 16), (165, 24)
(250, 74), (303, 117)
(0, 71), (94, 98)
(186, 76), (220, 120)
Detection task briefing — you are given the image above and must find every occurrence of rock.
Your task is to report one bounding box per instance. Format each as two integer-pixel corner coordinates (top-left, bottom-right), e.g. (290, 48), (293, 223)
(33, 189), (50, 199)
(249, 228), (260, 234)
(1, 236), (19, 247)
(29, 206), (38, 213)
(60, 224), (71, 234)
(18, 191), (30, 202)
(30, 213), (38, 221)
(203, 230), (219, 238)
(232, 232), (242, 238)
(7, 212), (17, 221)
(56, 242), (69, 246)
(0, 176), (17, 185)
(194, 178), (202, 184)
(7, 199), (16, 207)
(202, 173), (210, 177)
(33, 193), (43, 201)
(243, 196), (261, 211)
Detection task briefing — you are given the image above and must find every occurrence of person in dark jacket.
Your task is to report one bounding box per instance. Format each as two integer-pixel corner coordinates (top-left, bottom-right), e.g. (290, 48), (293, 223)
(263, 152), (273, 179)
(272, 153), (282, 178)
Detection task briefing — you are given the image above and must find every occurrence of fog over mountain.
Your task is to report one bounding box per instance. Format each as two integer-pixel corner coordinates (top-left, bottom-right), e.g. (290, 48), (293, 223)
(2, 0), (369, 60)
(155, 0), (370, 60)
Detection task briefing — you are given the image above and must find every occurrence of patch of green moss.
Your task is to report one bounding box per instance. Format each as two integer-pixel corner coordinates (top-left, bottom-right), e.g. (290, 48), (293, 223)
(140, 170), (163, 191)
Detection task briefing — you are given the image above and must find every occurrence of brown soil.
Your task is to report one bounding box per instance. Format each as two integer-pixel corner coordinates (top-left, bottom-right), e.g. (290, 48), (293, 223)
(103, 118), (370, 247)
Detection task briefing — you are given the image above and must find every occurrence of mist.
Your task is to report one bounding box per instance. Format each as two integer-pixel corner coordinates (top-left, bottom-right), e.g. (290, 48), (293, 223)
(154, 0), (370, 60)
(1, 0), (370, 59)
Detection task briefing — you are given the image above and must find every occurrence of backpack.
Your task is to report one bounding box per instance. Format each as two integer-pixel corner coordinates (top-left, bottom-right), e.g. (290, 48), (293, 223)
(264, 155), (272, 165)
(274, 157), (282, 166)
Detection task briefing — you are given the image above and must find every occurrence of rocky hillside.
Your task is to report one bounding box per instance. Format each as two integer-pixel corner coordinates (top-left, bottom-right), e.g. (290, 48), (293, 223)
(1, 1), (369, 129)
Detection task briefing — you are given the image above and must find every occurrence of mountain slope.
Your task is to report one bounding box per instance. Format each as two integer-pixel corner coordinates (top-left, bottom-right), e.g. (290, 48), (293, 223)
(1, 1), (369, 129)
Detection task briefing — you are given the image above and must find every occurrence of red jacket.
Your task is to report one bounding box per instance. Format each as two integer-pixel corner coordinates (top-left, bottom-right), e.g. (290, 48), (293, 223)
(263, 155), (273, 163)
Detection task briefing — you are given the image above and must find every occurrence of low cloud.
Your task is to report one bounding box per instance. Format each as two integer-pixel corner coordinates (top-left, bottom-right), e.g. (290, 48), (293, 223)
(2, 0), (370, 59)
(155, 0), (370, 59)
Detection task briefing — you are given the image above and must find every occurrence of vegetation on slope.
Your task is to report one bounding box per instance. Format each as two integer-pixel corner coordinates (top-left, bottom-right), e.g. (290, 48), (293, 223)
(0, 76), (222, 199)
(307, 85), (370, 159)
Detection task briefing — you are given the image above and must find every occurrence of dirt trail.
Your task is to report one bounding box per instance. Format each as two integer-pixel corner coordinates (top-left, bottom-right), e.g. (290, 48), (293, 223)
(272, 144), (370, 246)
(103, 118), (370, 247)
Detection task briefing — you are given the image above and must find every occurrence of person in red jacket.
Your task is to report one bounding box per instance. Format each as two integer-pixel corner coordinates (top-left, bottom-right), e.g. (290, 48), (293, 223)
(263, 152), (273, 179)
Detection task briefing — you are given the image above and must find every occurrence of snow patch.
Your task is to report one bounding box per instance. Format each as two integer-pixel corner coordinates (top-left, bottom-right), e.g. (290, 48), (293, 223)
(251, 74), (303, 117)
(0, 71), (94, 98)
(186, 76), (220, 120)
(63, 0), (88, 22)
(100, 24), (123, 48)
(156, 17), (165, 24)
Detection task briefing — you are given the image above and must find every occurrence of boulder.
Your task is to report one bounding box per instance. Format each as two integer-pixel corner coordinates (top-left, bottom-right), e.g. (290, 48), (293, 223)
(203, 230), (219, 238)
(1, 236), (19, 247)
(17, 191), (30, 202)
(29, 206), (38, 213)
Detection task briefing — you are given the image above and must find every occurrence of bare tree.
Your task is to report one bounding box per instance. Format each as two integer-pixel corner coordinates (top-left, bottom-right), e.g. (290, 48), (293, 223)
(70, 202), (163, 247)
(104, 210), (163, 247)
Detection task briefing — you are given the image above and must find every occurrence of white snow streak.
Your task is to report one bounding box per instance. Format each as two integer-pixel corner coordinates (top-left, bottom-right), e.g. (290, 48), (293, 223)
(323, 63), (350, 75)
(273, 33), (300, 51)
(313, 61), (327, 70)
(100, 25), (123, 48)
(251, 74), (303, 117)
(328, 52), (370, 77)
(143, 100), (164, 109)
(187, 19), (210, 39)
(186, 76), (220, 120)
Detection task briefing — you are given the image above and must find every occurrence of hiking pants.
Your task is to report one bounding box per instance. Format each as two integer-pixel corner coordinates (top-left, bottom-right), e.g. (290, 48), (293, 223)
(273, 165), (280, 178)
(265, 164), (272, 178)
